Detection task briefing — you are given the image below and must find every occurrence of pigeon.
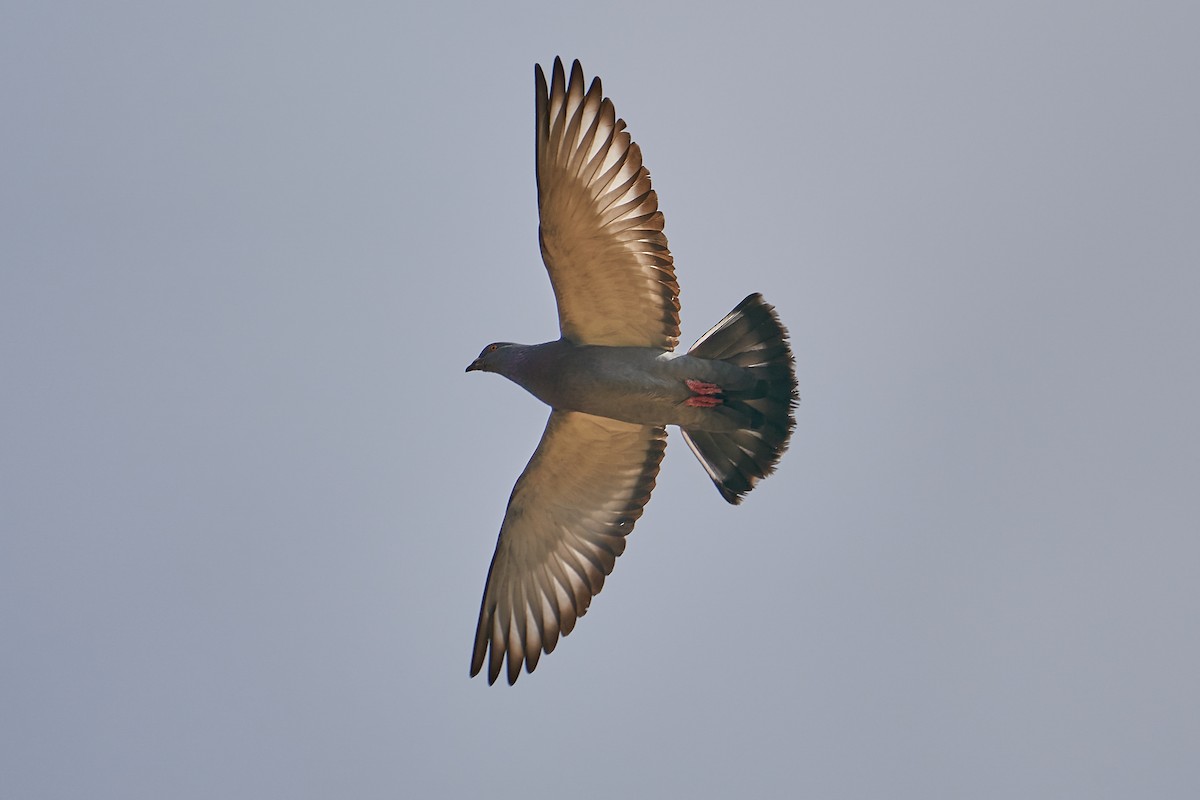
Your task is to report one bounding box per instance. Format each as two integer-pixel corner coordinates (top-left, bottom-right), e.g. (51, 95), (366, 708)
(466, 57), (798, 685)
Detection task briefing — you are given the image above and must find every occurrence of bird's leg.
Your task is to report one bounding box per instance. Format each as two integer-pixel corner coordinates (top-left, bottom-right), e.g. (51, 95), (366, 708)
(684, 379), (724, 408)
(686, 379), (721, 395)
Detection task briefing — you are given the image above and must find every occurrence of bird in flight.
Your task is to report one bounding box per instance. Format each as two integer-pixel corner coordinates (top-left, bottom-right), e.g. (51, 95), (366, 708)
(467, 57), (798, 684)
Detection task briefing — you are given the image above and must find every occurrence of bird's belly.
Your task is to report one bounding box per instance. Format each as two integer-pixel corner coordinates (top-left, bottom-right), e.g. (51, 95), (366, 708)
(534, 349), (744, 431)
(563, 389), (684, 427)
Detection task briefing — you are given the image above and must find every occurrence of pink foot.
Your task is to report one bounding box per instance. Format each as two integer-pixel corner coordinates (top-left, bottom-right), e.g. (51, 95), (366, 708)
(684, 378), (724, 408)
(685, 379), (722, 395)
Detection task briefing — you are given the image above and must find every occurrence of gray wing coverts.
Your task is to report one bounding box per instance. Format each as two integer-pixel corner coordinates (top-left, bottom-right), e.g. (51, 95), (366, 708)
(470, 410), (667, 685)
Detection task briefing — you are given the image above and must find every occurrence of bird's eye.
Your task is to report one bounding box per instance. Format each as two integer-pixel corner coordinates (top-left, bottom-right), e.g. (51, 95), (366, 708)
(487, 344), (498, 353)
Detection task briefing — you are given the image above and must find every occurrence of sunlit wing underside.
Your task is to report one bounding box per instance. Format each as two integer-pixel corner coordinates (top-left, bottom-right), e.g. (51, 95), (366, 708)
(536, 57), (680, 349)
(470, 410), (668, 685)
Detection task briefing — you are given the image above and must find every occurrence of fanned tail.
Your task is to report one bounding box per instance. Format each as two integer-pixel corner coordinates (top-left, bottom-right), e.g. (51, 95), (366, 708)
(681, 294), (798, 504)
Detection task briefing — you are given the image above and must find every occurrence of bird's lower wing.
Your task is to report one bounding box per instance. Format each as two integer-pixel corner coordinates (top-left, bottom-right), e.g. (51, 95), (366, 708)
(471, 410), (667, 685)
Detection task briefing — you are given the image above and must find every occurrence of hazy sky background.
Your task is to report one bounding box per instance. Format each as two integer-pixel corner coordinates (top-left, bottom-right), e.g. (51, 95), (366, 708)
(3, 2), (1198, 798)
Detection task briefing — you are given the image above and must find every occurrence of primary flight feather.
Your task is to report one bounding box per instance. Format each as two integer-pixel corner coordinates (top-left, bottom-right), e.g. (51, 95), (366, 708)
(467, 57), (798, 685)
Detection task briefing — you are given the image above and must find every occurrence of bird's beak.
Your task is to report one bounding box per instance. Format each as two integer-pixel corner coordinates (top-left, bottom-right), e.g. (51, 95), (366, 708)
(466, 359), (482, 373)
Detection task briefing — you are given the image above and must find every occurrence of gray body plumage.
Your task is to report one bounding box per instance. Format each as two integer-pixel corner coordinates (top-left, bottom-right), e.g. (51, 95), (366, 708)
(469, 341), (751, 431)
(465, 58), (798, 685)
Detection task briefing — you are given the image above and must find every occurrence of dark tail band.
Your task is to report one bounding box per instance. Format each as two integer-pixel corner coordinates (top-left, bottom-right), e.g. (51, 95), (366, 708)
(682, 294), (798, 504)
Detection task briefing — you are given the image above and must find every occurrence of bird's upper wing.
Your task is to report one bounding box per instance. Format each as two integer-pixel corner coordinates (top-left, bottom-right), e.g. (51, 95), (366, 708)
(535, 57), (680, 349)
(471, 410), (667, 685)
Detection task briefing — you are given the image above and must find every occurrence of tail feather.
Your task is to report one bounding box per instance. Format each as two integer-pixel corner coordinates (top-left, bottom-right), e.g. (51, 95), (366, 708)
(682, 294), (798, 504)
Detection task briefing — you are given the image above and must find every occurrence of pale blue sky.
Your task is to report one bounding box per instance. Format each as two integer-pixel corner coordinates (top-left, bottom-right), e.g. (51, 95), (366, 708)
(3, 2), (1198, 798)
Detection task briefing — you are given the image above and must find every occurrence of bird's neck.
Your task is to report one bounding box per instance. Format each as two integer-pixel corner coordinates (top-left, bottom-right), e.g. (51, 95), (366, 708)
(502, 339), (571, 390)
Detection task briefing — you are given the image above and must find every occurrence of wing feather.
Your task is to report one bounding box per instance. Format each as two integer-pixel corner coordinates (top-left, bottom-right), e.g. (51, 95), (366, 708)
(535, 57), (680, 348)
(470, 410), (668, 684)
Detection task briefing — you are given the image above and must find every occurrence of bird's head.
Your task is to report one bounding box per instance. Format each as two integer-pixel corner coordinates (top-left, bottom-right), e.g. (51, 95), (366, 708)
(466, 342), (523, 375)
